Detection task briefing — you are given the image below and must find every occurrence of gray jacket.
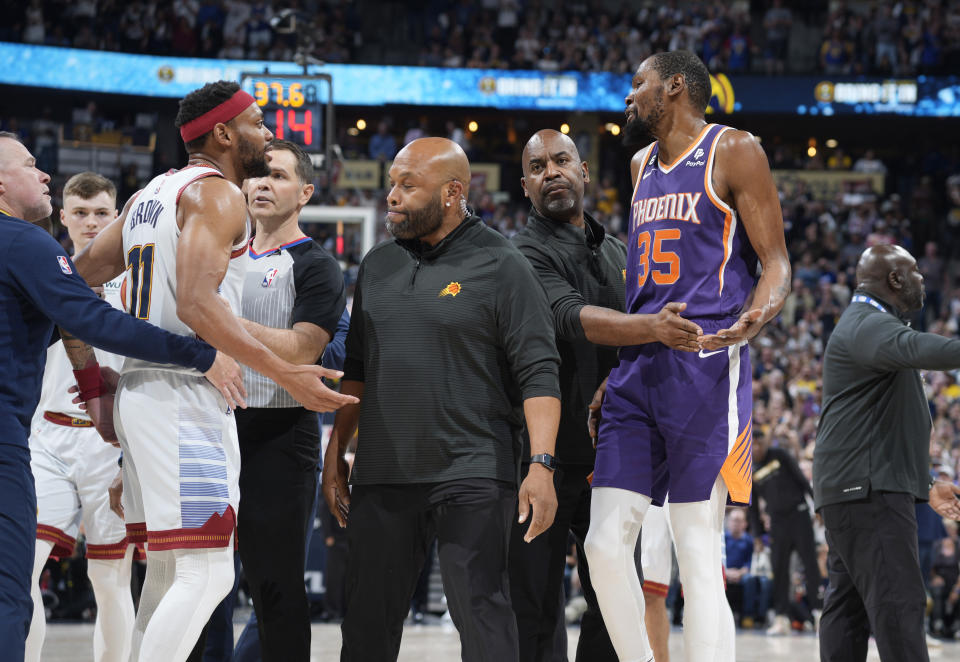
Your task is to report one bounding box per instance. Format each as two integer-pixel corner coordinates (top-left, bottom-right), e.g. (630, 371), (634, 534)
(813, 289), (960, 509)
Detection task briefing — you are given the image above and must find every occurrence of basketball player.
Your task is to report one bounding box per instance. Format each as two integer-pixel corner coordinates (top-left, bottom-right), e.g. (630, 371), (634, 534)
(25, 172), (135, 662)
(0, 133), (238, 662)
(589, 383), (676, 662)
(584, 50), (790, 662)
(70, 81), (357, 661)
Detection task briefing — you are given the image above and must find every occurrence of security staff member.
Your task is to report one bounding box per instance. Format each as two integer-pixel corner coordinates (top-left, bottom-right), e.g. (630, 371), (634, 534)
(322, 137), (561, 662)
(510, 130), (703, 662)
(813, 244), (960, 662)
(0, 134), (240, 658)
(750, 430), (821, 635)
(235, 140), (345, 661)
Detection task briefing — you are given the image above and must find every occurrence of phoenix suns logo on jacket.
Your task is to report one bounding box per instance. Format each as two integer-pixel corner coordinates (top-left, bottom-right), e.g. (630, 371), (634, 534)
(438, 282), (462, 297)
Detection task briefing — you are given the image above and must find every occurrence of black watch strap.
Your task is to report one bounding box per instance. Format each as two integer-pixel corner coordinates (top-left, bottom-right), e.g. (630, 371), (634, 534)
(530, 453), (557, 471)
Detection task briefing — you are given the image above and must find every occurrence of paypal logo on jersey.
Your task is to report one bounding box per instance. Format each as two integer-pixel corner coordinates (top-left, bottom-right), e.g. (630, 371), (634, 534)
(261, 268), (279, 287)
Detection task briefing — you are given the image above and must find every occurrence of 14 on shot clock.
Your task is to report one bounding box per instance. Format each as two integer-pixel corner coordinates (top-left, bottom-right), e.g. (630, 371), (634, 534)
(240, 74), (325, 153)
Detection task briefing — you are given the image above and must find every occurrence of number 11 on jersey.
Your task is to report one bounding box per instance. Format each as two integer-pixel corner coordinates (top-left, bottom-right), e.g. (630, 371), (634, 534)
(126, 243), (155, 319)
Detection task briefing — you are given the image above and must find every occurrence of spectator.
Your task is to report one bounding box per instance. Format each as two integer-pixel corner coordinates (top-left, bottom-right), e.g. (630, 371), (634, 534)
(763, 0), (792, 74)
(929, 534), (960, 639)
(820, 28), (853, 74)
(367, 121), (397, 161)
(852, 149), (887, 174)
(725, 509), (762, 628)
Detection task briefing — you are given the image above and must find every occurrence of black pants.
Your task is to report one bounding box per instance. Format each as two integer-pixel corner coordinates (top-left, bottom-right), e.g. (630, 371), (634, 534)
(341, 479), (518, 662)
(770, 503), (822, 614)
(236, 407), (319, 662)
(819, 491), (928, 662)
(509, 463), (616, 662)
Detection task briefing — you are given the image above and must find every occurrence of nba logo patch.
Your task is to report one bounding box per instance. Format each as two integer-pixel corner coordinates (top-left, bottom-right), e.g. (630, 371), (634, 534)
(261, 268), (279, 287)
(57, 256), (72, 274)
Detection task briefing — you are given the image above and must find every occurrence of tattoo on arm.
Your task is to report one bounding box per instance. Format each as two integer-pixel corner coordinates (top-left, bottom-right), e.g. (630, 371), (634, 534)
(60, 327), (96, 369)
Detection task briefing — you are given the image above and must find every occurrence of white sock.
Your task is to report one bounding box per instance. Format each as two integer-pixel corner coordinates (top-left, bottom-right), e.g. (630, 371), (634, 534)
(130, 548), (175, 661)
(88, 546), (135, 662)
(670, 477), (736, 662)
(584, 487), (655, 662)
(138, 546), (235, 662)
(25, 540), (54, 662)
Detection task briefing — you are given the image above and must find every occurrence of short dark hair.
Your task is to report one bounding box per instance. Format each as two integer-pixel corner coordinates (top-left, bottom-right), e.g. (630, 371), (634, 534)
(265, 139), (314, 185)
(63, 171), (117, 203)
(650, 51), (712, 113)
(175, 81), (242, 152)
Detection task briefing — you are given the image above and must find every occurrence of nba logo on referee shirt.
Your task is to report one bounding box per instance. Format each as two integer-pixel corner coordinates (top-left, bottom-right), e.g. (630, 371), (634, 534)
(57, 256), (72, 274)
(261, 268), (279, 287)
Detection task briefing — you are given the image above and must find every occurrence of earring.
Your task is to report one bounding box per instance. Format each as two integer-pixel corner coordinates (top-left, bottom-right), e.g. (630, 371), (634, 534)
(445, 202), (451, 207)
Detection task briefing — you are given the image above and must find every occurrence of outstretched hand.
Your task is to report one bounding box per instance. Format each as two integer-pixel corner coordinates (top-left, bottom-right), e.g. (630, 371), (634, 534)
(653, 302), (703, 352)
(281, 365), (360, 412)
(699, 308), (765, 350)
(930, 481), (960, 520)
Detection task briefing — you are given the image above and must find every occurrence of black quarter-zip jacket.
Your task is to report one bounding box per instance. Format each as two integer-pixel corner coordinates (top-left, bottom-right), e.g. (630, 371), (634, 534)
(343, 215), (561, 485)
(512, 209), (627, 465)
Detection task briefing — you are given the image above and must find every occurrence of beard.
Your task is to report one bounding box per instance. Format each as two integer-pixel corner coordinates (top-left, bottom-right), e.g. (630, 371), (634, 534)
(906, 281), (925, 312)
(622, 88), (664, 148)
(385, 192), (444, 240)
(238, 134), (271, 179)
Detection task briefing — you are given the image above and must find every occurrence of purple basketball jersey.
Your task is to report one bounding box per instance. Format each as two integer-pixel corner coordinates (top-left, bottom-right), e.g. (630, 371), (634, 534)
(594, 124), (758, 505)
(626, 123), (758, 319)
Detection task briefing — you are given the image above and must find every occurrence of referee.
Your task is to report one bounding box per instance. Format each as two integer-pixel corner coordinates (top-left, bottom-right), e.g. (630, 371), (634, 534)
(814, 245), (960, 662)
(236, 140), (345, 661)
(0, 134), (239, 658)
(322, 137), (561, 662)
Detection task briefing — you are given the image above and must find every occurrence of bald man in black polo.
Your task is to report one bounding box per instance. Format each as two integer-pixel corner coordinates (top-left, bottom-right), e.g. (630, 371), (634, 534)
(322, 138), (562, 662)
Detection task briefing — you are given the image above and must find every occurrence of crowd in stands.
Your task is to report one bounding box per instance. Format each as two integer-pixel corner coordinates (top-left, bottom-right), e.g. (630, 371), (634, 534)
(3, 0), (959, 76)
(819, 1), (960, 76)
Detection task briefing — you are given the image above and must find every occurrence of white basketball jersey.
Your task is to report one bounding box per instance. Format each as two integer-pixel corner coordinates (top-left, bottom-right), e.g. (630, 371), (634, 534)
(33, 276), (127, 421)
(121, 165), (249, 373)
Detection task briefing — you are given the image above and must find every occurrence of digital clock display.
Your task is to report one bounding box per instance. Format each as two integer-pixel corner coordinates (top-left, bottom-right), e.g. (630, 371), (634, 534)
(241, 75), (328, 155)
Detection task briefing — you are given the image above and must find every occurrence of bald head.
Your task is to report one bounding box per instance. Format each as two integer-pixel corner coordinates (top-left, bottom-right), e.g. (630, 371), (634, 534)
(522, 130), (579, 172)
(394, 137), (470, 192)
(386, 137), (472, 244)
(855, 244), (925, 313)
(521, 129), (588, 225)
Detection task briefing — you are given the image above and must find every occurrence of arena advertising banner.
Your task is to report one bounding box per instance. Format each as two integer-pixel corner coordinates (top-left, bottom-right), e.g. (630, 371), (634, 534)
(1, 43), (958, 116)
(772, 170), (885, 201)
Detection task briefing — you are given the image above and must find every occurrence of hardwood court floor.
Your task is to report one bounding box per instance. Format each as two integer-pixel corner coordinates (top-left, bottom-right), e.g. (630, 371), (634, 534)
(41, 622), (960, 661)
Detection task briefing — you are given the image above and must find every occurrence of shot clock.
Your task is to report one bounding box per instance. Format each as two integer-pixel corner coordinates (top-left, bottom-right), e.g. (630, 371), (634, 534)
(239, 72), (334, 170)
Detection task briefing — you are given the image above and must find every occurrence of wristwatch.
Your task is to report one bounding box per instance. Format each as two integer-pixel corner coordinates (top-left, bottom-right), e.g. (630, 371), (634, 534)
(530, 453), (557, 471)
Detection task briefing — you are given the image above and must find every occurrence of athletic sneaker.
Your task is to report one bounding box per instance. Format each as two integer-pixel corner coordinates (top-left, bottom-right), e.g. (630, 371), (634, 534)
(766, 615), (791, 636)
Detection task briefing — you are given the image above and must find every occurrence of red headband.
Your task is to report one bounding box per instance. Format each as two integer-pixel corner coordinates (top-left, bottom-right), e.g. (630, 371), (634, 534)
(179, 89), (258, 143)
